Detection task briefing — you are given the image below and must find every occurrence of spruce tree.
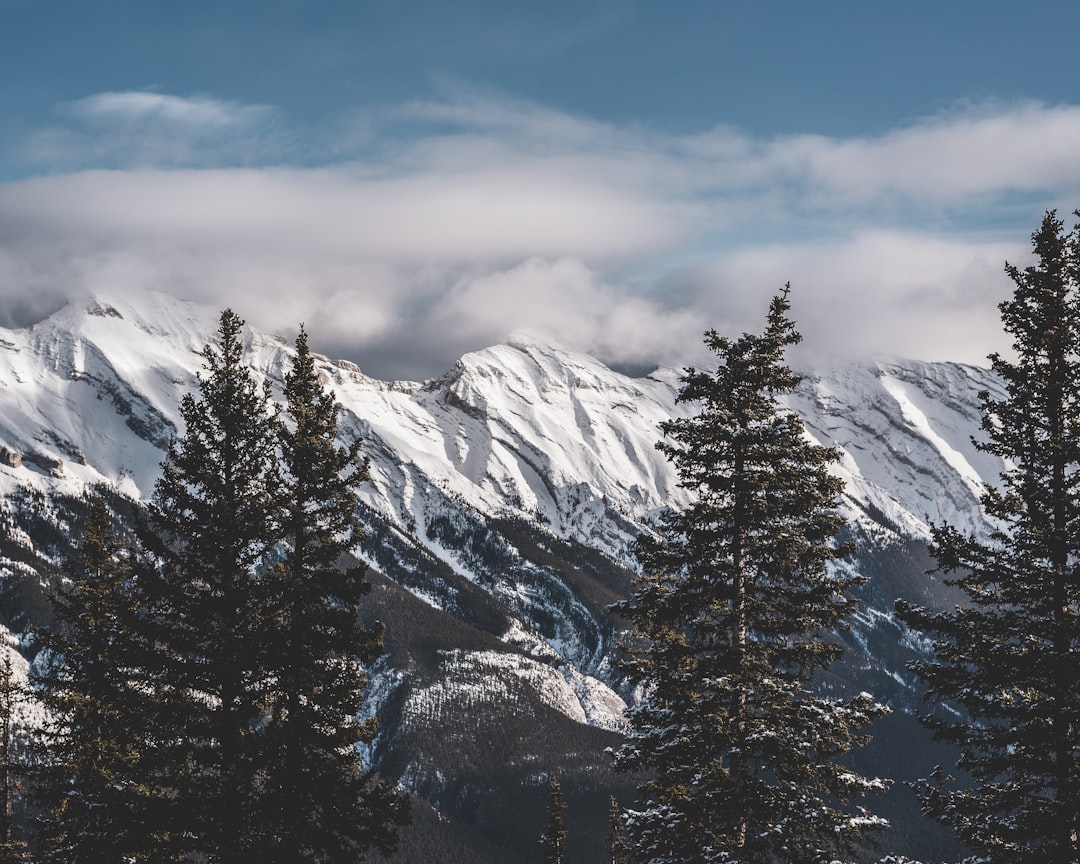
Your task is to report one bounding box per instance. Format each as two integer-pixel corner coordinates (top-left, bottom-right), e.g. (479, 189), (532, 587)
(613, 288), (888, 864)
(608, 796), (628, 864)
(32, 497), (162, 863)
(144, 309), (281, 862)
(0, 650), (25, 864)
(257, 327), (408, 862)
(540, 776), (567, 864)
(897, 211), (1080, 862)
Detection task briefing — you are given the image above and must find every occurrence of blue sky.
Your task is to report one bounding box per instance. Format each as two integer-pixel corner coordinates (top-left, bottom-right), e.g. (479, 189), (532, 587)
(3, 1), (1080, 378)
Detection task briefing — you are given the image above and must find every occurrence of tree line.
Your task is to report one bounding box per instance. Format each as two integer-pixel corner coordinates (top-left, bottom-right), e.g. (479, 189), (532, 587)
(3, 313), (410, 862)
(548, 211), (1080, 863)
(1, 211), (1078, 863)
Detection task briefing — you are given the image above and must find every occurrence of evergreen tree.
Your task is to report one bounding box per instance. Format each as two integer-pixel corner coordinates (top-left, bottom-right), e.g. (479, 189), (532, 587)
(257, 326), (409, 861)
(613, 288), (888, 864)
(608, 796), (628, 864)
(540, 776), (567, 864)
(144, 309), (281, 863)
(0, 650), (25, 864)
(897, 211), (1080, 862)
(32, 497), (162, 863)
(32, 315), (409, 861)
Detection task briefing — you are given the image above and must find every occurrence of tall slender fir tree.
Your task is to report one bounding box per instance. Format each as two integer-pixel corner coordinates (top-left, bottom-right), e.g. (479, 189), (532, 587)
(144, 309), (281, 863)
(541, 776), (567, 864)
(613, 288), (888, 864)
(608, 796), (629, 864)
(31, 314), (409, 861)
(897, 210), (1080, 863)
(0, 650), (25, 864)
(32, 497), (162, 863)
(257, 326), (408, 862)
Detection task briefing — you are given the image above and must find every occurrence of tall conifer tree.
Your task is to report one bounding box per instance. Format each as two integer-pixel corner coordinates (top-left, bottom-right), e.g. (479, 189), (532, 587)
(0, 650), (25, 864)
(33, 314), (408, 861)
(32, 497), (162, 863)
(540, 776), (567, 864)
(608, 796), (629, 864)
(257, 327), (408, 862)
(145, 309), (280, 863)
(897, 211), (1080, 862)
(613, 288), (888, 863)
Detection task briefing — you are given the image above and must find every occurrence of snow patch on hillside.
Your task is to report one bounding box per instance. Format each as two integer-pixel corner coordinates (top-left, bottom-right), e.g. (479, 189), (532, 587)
(401, 649), (626, 732)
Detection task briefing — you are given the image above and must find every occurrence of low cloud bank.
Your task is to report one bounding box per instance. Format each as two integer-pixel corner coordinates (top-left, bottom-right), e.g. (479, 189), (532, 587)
(1, 90), (1065, 378)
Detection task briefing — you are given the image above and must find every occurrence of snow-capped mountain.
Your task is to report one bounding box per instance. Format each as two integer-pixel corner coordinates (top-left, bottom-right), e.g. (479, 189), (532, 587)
(0, 292), (1002, 540)
(0, 291), (999, 862)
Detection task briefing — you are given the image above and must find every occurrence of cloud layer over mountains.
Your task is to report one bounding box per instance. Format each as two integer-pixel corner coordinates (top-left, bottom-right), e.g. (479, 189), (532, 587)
(2, 90), (1074, 379)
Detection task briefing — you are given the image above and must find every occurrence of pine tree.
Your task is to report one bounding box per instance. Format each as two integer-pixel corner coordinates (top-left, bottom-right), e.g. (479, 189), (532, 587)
(144, 309), (281, 862)
(608, 796), (628, 864)
(540, 776), (567, 864)
(613, 288), (888, 864)
(896, 211), (1080, 863)
(0, 650), (25, 864)
(32, 315), (409, 861)
(256, 326), (409, 861)
(32, 497), (162, 863)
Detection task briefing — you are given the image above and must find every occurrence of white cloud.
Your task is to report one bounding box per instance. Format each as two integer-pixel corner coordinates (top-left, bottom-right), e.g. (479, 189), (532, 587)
(2, 90), (1076, 377)
(21, 91), (283, 169)
(683, 231), (1020, 366)
(422, 257), (703, 367)
(757, 101), (1080, 208)
(66, 91), (273, 130)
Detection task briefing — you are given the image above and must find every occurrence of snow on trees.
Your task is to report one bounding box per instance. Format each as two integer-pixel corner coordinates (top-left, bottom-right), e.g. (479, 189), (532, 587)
(613, 288), (889, 864)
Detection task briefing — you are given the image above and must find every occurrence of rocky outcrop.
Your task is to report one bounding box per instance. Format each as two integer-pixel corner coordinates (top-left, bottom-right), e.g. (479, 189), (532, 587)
(23, 451), (63, 477)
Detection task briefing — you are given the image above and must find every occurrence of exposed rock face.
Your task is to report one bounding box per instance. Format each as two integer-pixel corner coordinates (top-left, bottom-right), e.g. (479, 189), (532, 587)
(23, 451), (63, 477)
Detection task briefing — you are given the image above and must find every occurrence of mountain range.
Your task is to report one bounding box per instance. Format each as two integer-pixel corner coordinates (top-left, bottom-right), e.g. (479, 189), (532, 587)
(0, 291), (1001, 862)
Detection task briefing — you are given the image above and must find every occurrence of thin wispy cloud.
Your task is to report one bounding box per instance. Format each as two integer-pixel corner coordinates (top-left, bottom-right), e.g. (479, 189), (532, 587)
(22, 91), (287, 170)
(67, 91), (272, 129)
(1, 89), (1074, 378)
(387, 91), (1080, 215)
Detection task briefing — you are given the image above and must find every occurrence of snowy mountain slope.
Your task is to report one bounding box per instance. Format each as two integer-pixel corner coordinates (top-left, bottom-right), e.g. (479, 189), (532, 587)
(0, 291), (1000, 861)
(0, 290), (1004, 671)
(792, 360), (1003, 539)
(0, 291), (1002, 547)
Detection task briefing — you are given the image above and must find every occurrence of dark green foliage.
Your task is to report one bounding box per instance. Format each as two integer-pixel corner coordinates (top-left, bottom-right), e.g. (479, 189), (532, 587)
(33, 314), (409, 861)
(138, 313), (412, 860)
(0, 651), (25, 864)
(613, 289), (888, 863)
(32, 497), (163, 863)
(836, 709), (966, 864)
(142, 309), (281, 862)
(0, 485), (147, 643)
(256, 327), (409, 862)
(540, 776), (567, 864)
(897, 211), (1080, 863)
(609, 796), (629, 864)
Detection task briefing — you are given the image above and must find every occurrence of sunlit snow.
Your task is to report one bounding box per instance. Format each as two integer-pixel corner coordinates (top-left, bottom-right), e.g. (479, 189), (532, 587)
(0, 291), (1007, 732)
